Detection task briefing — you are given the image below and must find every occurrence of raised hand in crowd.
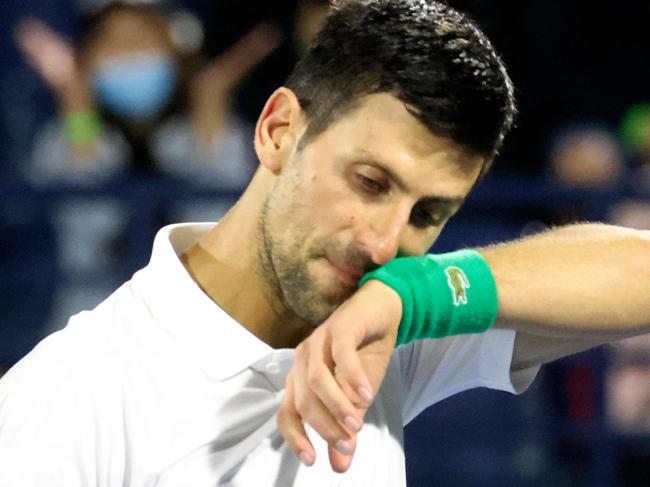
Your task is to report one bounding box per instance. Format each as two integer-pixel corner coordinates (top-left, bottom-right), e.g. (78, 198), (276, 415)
(15, 18), (92, 116)
(190, 22), (282, 145)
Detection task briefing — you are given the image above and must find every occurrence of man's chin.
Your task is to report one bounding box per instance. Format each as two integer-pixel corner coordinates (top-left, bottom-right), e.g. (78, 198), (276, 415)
(318, 288), (357, 321)
(296, 287), (355, 327)
(320, 279), (357, 305)
(286, 263), (357, 325)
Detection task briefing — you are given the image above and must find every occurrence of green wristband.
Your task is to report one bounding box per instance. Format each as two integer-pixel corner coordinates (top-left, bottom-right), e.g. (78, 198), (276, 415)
(358, 250), (499, 346)
(64, 110), (103, 146)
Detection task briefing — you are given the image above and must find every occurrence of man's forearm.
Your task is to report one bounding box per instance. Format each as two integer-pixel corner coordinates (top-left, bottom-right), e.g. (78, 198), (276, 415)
(483, 223), (650, 339)
(278, 223), (650, 467)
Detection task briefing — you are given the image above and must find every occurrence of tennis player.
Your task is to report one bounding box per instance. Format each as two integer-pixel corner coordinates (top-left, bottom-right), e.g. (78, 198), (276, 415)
(1, 1), (649, 485)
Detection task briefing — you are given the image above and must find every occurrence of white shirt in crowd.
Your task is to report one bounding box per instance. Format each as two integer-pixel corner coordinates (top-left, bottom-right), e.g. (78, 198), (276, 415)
(0, 223), (538, 487)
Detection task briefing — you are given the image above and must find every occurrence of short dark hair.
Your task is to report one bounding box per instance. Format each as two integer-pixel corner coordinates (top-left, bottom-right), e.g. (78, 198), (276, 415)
(286, 0), (516, 170)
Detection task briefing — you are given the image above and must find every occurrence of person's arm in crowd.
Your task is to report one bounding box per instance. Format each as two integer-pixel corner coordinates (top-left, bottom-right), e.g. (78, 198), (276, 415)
(15, 19), (104, 161)
(278, 222), (650, 472)
(16, 19), (92, 116)
(189, 23), (281, 147)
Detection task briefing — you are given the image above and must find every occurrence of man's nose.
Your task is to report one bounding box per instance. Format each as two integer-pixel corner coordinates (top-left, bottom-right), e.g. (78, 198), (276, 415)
(356, 205), (410, 266)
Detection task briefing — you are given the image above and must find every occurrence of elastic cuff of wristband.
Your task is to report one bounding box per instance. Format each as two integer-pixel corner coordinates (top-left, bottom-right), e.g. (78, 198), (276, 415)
(359, 250), (499, 346)
(64, 110), (103, 146)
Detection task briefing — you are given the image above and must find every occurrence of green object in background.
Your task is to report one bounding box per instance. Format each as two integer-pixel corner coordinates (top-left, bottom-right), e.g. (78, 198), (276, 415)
(620, 102), (650, 150)
(64, 110), (104, 146)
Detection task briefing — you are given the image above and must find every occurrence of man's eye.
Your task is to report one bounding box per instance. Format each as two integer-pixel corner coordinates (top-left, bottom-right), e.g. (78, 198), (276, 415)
(357, 174), (387, 194)
(410, 206), (446, 228)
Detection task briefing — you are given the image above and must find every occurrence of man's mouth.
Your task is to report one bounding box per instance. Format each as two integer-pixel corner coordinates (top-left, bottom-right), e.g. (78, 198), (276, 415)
(325, 258), (364, 285)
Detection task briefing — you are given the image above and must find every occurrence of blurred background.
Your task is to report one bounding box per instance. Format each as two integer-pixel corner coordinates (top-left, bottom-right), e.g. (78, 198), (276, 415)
(1, 0), (649, 485)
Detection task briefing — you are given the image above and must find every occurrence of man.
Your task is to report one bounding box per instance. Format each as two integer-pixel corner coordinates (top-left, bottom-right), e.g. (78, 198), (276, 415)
(1, 1), (649, 485)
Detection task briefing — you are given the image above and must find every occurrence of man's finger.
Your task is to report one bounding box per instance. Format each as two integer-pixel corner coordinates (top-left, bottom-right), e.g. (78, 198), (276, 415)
(330, 280), (401, 407)
(303, 332), (365, 433)
(330, 327), (374, 408)
(294, 375), (356, 452)
(327, 436), (357, 473)
(277, 373), (316, 466)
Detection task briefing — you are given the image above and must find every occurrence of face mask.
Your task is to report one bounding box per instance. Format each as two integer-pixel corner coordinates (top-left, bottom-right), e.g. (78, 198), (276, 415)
(92, 54), (178, 121)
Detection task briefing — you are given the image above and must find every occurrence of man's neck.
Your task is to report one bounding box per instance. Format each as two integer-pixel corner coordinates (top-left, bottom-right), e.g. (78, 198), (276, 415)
(181, 175), (313, 349)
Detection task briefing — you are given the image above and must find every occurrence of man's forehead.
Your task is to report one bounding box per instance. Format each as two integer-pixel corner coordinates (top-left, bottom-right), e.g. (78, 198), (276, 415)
(301, 92), (484, 196)
(338, 93), (482, 162)
(348, 147), (476, 203)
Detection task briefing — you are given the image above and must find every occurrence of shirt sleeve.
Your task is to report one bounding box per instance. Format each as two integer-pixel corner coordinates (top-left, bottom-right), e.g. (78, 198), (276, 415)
(397, 329), (539, 425)
(0, 330), (126, 487)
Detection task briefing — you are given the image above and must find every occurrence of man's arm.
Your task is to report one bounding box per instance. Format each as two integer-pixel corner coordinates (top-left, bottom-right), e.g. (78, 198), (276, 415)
(279, 223), (650, 472)
(482, 223), (650, 369)
(488, 223), (650, 339)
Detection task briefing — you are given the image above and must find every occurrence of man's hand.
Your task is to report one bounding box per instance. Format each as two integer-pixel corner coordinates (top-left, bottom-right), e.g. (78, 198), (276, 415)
(278, 280), (402, 473)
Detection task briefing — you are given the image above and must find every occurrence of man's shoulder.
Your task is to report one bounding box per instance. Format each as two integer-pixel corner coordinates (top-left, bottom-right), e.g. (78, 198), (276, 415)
(0, 293), (143, 485)
(0, 280), (150, 396)
(1, 315), (122, 399)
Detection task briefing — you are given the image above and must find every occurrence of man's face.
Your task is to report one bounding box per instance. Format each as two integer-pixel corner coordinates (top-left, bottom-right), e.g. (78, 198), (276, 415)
(260, 93), (484, 325)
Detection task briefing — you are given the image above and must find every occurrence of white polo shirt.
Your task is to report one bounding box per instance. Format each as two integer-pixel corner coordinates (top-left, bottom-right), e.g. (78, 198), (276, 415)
(0, 224), (537, 487)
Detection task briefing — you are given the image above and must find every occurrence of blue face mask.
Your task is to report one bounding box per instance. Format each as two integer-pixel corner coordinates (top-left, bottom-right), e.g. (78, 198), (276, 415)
(92, 54), (178, 121)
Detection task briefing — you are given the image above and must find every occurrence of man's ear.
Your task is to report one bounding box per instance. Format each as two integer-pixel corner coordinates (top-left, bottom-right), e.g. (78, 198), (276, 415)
(254, 88), (305, 175)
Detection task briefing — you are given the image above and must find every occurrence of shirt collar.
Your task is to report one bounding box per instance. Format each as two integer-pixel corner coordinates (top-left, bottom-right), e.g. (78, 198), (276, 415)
(131, 223), (279, 381)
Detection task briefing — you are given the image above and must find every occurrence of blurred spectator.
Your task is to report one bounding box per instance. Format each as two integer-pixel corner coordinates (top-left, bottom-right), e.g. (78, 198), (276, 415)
(606, 200), (650, 435)
(606, 150), (650, 485)
(12, 1), (281, 333)
(293, 0), (331, 55)
(15, 1), (280, 187)
(540, 123), (629, 485)
(620, 102), (650, 188)
(606, 336), (650, 432)
(546, 120), (650, 438)
(610, 200), (650, 230)
(548, 124), (625, 190)
(605, 322), (650, 486)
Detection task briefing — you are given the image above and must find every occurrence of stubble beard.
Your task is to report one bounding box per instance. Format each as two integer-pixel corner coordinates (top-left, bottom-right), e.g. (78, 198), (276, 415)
(258, 200), (351, 327)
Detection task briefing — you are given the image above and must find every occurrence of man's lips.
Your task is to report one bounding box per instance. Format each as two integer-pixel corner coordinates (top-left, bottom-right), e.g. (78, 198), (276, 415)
(325, 258), (364, 284)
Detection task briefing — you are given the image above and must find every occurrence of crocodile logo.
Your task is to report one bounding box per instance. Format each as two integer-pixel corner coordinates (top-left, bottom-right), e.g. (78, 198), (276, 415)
(445, 266), (470, 306)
